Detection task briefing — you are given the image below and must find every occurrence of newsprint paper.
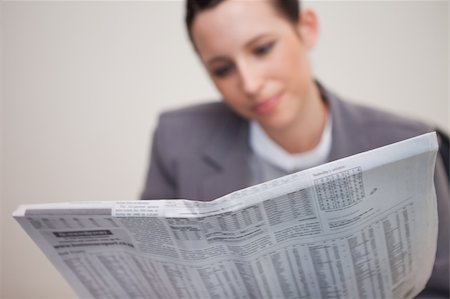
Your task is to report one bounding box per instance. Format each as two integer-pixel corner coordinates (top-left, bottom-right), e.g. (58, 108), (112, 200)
(14, 132), (439, 299)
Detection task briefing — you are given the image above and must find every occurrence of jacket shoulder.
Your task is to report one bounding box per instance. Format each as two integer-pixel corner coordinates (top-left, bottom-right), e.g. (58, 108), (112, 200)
(338, 99), (433, 143)
(157, 102), (236, 134)
(153, 102), (242, 157)
(159, 102), (236, 122)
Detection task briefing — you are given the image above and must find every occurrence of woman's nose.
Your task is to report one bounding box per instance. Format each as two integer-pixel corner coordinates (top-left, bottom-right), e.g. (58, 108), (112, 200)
(238, 62), (263, 97)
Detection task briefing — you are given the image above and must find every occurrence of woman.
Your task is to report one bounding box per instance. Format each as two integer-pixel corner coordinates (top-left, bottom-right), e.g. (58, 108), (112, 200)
(141, 0), (449, 297)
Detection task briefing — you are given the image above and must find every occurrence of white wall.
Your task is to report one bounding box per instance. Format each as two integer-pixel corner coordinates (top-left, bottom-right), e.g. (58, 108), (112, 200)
(1, 1), (448, 298)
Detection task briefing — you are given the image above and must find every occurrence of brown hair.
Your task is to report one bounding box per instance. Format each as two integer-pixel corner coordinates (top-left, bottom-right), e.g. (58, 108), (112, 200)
(185, 0), (301, 41)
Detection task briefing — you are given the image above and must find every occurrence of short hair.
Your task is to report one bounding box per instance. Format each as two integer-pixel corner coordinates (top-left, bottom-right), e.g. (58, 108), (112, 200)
(185, 0), (301, 42)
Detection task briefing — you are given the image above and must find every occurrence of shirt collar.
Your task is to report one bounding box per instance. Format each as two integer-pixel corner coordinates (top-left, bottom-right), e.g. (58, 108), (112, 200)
(250, 116), (332, 172)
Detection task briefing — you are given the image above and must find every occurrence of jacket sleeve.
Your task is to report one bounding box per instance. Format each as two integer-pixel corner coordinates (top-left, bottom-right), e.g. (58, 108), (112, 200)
(140, 120), (177, 200)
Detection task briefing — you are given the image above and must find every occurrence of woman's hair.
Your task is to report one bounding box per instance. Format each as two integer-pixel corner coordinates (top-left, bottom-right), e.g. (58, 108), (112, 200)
(185, 0), (301, 41)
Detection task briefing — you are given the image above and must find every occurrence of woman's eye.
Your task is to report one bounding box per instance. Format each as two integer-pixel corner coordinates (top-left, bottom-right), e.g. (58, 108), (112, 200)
(253, 42), (275, 56)
(212, 64), (234, 78)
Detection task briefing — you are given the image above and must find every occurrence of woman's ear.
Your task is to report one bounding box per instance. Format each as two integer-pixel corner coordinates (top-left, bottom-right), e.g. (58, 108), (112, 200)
(296, 7), (319, 49)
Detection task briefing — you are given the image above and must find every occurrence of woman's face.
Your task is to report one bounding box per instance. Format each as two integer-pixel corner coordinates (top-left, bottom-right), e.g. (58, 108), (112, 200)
(191, 0), (318, 132)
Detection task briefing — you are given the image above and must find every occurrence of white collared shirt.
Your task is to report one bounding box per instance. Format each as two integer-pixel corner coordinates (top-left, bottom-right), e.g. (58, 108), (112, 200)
(250, 116), (332, 173)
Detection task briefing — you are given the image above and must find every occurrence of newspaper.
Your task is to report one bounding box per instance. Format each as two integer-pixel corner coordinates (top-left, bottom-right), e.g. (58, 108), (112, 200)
(14, 132), (439, 299)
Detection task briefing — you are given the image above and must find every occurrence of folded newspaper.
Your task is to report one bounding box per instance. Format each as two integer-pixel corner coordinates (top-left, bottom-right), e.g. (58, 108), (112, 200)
(14, 132), (439, 299)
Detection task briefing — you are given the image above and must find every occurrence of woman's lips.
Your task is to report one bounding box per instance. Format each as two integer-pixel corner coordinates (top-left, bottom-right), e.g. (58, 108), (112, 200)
(253, 93), (282, 114)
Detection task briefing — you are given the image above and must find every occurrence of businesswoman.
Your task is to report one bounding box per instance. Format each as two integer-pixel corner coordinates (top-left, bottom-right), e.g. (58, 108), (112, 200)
(141, 0), (449, 297)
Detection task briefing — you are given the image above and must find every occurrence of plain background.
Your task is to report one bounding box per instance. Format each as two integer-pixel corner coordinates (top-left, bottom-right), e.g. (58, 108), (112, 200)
(1, 1), (448, 298)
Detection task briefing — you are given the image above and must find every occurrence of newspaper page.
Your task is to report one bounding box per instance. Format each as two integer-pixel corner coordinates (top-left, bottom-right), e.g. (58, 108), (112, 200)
(14, 132), (439, 299)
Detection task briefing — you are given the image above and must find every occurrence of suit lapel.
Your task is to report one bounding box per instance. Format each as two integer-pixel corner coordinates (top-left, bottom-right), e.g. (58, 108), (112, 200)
(200, 113), (252, 200)
(319, 83), (370, 162)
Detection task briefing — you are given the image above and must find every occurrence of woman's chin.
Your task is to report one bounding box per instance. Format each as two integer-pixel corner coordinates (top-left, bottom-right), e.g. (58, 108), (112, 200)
(257, 113), (295, 132)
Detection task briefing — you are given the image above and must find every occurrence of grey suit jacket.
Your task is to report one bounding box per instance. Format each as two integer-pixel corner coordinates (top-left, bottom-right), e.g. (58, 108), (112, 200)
(141, 83), (449, 297)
